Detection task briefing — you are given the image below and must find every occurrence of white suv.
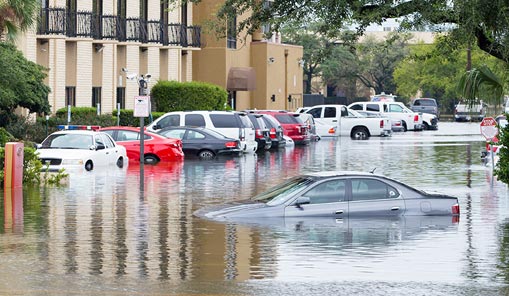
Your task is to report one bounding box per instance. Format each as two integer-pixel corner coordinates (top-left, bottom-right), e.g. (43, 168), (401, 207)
(147, 111), (258, 153)
(348, 101), (424, 131)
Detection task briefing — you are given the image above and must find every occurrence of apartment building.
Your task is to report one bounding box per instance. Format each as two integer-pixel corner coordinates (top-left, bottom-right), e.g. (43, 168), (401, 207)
(16, 0), (200, 114)
(192, 0), (304, 111)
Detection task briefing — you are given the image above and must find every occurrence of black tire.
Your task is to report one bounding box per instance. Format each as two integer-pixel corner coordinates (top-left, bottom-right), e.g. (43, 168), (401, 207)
(402, 122), (408, 132)
(198, 149), (215, 160)
(116, 157), (124, 168)
(85, 160), (94, 171)
(351, 127), (370, 140)
(144, 155), (159, 164)
(422, 122), (430, 130)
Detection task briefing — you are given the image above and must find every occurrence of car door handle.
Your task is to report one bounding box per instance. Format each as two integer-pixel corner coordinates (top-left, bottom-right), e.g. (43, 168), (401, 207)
(391, 207), (400, 211)
(332, 120), (337, 122)
(335, 210), (344, 215)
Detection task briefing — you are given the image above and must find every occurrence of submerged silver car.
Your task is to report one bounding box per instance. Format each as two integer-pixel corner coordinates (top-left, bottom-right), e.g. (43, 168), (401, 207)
(198, 171), (460, 220)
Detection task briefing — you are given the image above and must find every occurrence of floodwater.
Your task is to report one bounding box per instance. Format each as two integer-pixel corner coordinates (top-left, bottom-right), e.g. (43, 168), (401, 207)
(1, 122), (509, 295)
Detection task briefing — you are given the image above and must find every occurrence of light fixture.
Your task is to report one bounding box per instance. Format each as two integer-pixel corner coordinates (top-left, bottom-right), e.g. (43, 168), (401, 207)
(268, 57), (275, 64)
(288, 95), (292, 102)
(297, 58), (304, 67)
(271, 94), (276, 102)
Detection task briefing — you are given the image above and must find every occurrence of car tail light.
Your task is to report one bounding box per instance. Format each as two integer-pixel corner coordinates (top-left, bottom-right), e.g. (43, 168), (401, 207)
(255, 129), (263, 138)
(269, 128), (277, 139)
(452, 203), (460, 215)
(380, 120), (384, 128)
(225, 141), (238, 148)
(414, 114), (419, 122)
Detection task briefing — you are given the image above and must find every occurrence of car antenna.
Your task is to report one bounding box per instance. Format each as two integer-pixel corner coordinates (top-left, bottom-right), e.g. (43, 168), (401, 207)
(369, 168), (376, 174)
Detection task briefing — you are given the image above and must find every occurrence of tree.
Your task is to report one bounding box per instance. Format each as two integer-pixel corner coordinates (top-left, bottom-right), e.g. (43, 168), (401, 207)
(281, 22), (339, 94)
(394, 36), (505, 111)
(0, 42), (51, 126)
(200, 0), (509, 64)
(0, 0), (40, 41)
(321, 32), (409, 98)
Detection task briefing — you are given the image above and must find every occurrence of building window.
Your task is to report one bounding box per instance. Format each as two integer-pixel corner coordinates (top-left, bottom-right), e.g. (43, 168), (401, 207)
(181, 1), (188, 26)
(227, 14), (237, 49)
(116, 87), (125, 109)
(92, 87), (102, 108)
(65, 86), (76, 106)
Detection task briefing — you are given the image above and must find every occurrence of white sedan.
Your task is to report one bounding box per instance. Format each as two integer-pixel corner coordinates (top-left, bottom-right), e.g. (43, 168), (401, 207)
(37, 130), (128, 172)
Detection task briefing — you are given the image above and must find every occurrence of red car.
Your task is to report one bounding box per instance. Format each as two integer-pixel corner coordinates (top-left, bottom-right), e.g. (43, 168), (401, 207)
(254, 111), (310, 145)
(101, 126), (184, 164)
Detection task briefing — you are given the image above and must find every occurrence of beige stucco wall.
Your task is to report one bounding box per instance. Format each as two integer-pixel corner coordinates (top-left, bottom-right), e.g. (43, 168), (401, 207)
(193, 0), (304, 111)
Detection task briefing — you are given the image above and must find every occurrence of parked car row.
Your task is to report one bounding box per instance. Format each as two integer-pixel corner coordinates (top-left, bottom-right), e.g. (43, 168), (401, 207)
(35, 109), (309, 171)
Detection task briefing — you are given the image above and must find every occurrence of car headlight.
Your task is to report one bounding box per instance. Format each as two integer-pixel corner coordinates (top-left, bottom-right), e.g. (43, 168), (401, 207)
(62, 159), (84, 165)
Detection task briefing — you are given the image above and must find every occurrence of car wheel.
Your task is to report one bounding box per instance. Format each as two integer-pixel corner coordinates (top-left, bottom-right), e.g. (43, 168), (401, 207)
(422, 122), (430, 130)
(144, 155), (159, 164)
(402, 122), (408, 132)
(85, 160), (94, 171)
(116, 157), (124, 168)
(198, 150), (215, 160)
(351, 127), (369, 140)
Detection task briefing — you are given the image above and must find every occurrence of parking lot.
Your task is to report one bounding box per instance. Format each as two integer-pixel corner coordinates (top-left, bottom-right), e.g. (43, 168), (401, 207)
(1, 121), (508, 295)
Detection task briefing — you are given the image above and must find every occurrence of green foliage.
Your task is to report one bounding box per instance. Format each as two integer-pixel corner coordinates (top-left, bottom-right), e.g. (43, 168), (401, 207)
(151, 80), (228, 112)
(0, 146), (67, 187)
(55, 107), (116, 126)
(281, 22), (341, 94)
(0, 43), (51, 127)
(394, 38), (506, 113)
(112, 110), (164, 127)
(0, 0), (40, 41)
(495, 120), (509, 184)
(23, 146), (42, 185)
(0, 127), (15, 146)
(208, 0), (509, 64)
(458, 65), (505, 108)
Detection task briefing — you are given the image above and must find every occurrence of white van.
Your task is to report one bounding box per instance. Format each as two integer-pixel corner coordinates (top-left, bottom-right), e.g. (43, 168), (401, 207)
(147, 111), (258, 153)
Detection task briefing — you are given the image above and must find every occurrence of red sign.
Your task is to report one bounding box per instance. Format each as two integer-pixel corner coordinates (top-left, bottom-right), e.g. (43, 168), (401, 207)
(480, 117), (498, 140)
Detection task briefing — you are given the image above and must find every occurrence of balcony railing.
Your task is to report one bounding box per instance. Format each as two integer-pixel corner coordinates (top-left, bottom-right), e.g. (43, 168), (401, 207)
(37, 7), (201, 48)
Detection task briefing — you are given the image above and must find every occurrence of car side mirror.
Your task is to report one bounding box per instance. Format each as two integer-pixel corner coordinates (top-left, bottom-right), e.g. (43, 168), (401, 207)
(294, 196), (310, 209)
(95, 144), (105, 150)
(153, 124), (160, 130)
(35, 143), (42, 149)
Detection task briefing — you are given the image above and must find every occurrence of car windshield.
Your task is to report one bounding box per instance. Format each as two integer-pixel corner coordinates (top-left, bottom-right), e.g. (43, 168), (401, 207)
(252, 176), (315, 206)
(41, 133), (93, 149)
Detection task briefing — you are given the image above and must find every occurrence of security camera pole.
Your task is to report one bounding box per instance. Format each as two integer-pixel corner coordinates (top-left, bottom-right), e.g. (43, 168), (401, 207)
(123, 68), (151, 191)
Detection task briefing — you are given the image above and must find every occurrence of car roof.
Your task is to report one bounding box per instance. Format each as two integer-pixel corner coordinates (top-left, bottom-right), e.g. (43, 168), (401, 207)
(303, 171), (379, 179)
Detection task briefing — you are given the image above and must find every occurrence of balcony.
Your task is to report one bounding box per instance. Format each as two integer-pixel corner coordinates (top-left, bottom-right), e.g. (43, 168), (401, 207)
(37, 7), (201, 48)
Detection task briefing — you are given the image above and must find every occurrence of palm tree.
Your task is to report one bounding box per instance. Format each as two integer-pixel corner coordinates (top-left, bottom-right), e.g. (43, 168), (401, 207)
(457, 65), (505, 108)
(0, 0), (40, 42)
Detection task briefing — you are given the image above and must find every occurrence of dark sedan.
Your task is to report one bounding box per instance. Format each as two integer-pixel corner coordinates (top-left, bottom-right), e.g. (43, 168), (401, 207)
(157, 126), (242, 160)
(197, 171), (460, 220)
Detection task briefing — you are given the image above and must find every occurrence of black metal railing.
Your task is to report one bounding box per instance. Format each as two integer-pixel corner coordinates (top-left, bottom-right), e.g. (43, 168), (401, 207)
(37, 7), (201, 48)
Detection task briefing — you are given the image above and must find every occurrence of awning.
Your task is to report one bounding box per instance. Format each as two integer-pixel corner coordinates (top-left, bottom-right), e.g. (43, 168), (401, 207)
(227, 67), (256, 91)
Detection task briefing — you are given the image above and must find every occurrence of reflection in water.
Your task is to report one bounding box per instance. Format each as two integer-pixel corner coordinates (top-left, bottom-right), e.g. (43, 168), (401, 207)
(2, 123), (509, 293)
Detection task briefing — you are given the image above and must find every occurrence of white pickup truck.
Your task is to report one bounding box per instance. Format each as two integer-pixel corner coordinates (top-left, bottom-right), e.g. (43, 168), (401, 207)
(348, 101), (431, 131)
(304, 104), (392, 139)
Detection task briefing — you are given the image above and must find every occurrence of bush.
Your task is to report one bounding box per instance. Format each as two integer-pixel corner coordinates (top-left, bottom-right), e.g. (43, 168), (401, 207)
(55, 107), (116, 127)
(151, 80), (228, 112)
(495, 117), (509, 183)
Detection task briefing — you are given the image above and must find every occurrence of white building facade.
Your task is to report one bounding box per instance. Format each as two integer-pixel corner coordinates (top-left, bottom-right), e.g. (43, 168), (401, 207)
(17, 0), (200, 114)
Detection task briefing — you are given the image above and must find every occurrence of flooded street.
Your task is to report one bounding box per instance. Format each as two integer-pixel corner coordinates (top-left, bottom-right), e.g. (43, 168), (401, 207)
(2, 121), (509, 295)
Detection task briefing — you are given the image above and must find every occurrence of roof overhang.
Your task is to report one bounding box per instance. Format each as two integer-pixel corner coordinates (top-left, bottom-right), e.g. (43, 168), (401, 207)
(227, 67), (256, 91)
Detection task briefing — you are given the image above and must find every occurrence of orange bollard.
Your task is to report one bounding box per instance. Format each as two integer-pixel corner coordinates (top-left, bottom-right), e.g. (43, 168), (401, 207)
(4, 142), (24, 188)
(4, 187), (23, 232)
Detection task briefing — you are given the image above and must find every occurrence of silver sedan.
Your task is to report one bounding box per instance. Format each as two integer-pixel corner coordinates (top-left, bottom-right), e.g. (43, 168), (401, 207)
(198, 171), (460, 221)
